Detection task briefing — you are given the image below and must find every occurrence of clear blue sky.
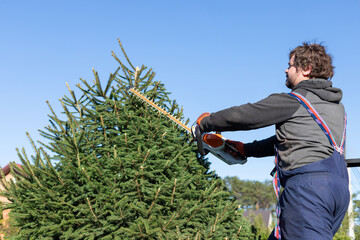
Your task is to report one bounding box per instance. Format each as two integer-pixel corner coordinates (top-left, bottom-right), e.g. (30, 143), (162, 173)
(1, 1), (359, 184)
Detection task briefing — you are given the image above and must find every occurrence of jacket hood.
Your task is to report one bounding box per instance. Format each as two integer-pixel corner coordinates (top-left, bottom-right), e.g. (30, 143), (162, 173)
(293, 78), (343, 103)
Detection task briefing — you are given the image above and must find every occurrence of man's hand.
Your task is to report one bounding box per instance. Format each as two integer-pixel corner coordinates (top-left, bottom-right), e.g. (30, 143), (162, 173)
(225, 139), (246, 160)
(196, 112), (210, 126)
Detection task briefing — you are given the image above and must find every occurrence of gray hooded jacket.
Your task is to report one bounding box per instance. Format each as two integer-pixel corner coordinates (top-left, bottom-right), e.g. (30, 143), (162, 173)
(200, 78), (346, 171)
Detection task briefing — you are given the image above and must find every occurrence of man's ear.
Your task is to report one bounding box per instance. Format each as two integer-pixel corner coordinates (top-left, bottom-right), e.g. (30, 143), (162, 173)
(302, 66), (312, 77)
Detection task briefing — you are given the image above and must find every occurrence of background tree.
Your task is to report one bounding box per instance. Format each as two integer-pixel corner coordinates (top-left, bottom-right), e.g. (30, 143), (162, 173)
(0, 40), (253, 239)
(249, 213), (272, 240)
(224, 177), (276, 211)
(351, 193), (360, 239)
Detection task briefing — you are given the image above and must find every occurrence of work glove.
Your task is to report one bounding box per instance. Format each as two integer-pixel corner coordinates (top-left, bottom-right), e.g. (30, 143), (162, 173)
(196, 112), (210, 127)
(224, 139), (247, 160)
(191, 112), (210, 156)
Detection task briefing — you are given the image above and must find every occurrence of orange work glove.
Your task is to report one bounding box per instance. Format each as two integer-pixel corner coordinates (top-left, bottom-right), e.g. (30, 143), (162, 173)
(225, 139), (246, 160)
(196, 112), (210, 126)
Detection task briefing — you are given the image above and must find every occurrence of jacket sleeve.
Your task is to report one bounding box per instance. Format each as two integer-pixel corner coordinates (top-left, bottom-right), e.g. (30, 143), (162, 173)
(244, 135), (277, 157)
(199, 93), (299, 132)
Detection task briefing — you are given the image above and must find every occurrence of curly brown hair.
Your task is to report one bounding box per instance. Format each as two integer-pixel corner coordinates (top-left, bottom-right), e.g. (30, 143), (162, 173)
(290, 42), (334, 80)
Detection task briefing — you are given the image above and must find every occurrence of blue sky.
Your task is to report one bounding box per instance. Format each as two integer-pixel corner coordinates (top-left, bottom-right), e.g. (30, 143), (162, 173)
(1, 1), (359, 185)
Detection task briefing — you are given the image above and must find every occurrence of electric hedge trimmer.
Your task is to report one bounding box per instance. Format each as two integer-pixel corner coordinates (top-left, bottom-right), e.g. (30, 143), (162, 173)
(126, 85), (247, 165)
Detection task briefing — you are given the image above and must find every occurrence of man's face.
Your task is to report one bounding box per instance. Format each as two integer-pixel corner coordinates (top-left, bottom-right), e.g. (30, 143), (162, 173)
(285, 56), (303, 89)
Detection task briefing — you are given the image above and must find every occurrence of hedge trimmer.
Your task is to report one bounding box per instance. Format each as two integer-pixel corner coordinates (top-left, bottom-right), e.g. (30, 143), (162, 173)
(126, 85), (247, 165)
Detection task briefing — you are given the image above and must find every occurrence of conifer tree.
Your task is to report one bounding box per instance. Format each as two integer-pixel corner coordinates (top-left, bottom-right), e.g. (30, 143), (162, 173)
(0, 40), (252, 239)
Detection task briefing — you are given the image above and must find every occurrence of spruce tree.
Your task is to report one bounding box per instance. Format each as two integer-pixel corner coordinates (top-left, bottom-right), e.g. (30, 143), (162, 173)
(0, 40), (252, 239)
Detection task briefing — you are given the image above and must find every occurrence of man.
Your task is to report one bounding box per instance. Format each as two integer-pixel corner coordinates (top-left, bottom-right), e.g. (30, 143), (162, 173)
(196, 42), (349, 240)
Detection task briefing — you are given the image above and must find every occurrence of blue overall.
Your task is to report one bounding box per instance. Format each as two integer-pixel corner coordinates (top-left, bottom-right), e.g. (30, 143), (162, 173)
(268, 93), (349, 240)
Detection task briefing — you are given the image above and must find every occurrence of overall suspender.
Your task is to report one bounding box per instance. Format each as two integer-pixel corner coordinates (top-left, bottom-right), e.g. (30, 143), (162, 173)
(272, 92), (347, 240)
(288, 92), (347, 155)
(273, 150), (281, 239)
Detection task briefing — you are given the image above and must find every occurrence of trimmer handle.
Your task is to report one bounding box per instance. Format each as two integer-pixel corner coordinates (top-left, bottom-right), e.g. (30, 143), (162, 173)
(192, 125), (207, 156)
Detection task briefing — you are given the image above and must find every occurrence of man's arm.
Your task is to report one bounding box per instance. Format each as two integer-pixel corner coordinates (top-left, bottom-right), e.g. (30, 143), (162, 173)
(199, 93), (299, 132)
(244, 135), (277, 158)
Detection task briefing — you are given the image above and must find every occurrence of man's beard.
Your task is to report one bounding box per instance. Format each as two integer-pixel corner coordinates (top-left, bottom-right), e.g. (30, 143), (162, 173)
(285, 75), (294, 89)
